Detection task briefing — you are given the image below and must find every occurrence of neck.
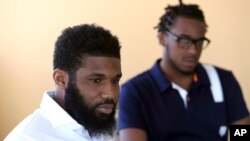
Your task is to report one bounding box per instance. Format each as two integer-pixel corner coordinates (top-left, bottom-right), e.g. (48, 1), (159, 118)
(160, 59), (195, 90)
(54, 86), (65, 109)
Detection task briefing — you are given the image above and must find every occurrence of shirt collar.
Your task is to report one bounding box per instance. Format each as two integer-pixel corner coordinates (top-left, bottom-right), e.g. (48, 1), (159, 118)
(149, 59), (210, 93)
(40, 91), (84, 132)
(149, 59), (172, 93)
(40, 91), (114, 140)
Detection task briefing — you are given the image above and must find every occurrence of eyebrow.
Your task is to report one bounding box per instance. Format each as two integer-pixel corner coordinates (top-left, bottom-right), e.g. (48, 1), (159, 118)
(177, 33), (206, 40)
(89, 73), (105, 77)
(89, 73), (122, 78)
(177, 33), (194, 38)
(115, 73), (122, 78)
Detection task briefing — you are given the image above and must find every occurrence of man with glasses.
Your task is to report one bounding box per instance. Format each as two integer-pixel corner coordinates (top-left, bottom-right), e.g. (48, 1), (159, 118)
(118, 2), (250, 141)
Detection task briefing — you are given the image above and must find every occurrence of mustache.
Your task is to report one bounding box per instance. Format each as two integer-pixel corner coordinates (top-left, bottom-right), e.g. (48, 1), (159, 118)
(95, 99), (116, 107)
(184, 55), (198, 60)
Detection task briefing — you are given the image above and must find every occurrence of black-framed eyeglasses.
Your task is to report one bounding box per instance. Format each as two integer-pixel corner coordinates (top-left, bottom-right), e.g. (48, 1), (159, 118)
(166, 31), (211, 50)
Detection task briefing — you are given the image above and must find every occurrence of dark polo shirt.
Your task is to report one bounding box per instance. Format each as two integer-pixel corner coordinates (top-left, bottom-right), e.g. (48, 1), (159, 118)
(118, 59), (249, 141)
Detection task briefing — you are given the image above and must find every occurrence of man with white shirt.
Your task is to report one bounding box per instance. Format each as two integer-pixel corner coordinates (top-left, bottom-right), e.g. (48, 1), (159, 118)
(5, 24), (122, 141)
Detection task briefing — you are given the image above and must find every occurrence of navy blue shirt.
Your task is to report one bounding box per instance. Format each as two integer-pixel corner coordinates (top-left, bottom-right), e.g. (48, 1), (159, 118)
(118, 59), (249, 141)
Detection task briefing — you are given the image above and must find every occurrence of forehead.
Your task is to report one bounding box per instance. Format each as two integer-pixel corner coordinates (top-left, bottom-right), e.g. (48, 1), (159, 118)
(77, 56), (121, 77)
(170, 17), (207, 38)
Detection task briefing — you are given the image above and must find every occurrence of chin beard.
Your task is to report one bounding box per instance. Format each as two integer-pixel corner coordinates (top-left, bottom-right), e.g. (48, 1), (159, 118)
(64, 81), (116, 137)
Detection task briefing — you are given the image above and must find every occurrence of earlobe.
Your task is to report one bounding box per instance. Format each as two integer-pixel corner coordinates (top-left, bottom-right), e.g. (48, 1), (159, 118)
(158, 32), (166, 46)
(53, 69), (68, 88)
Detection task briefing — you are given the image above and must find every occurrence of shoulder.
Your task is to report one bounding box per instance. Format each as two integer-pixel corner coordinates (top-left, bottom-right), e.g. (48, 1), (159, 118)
(4, 110), (47, 141)
(122, 70), (152, 89)
(201, 63), (234, 80)
(213, 65), (232, 75)
(213, 65), (237, 84)
(201, 63), (241, 94)
(120, 69), (156, 101)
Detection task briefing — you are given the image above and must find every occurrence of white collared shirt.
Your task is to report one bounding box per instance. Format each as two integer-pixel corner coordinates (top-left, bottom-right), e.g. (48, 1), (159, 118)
(4, 91), (114, 141)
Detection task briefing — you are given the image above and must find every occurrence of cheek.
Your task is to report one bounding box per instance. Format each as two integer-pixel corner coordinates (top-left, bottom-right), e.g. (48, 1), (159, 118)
(197, 50), (203, 57)
(114, 87), (120, 101)
(167, 46), (181, 59)
(78, 86), (100, 105)
(166, 40), (179, 54)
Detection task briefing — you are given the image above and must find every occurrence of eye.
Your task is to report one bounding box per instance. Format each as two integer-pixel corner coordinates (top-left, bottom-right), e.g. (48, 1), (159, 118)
(91, 78), (102, 84)
(178, 37), (192, 45)
(112, 78), (120, 85)
(196, 40), (204, 47)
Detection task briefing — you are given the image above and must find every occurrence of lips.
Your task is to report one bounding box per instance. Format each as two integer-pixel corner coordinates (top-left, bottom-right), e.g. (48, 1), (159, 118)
(183, 57), (198, 67)
(96, 104), (114, 114)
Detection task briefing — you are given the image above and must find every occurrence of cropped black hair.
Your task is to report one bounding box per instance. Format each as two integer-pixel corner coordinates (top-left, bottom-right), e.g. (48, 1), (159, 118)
(53, 24), (121, 74)
(155, 2), (206, 32)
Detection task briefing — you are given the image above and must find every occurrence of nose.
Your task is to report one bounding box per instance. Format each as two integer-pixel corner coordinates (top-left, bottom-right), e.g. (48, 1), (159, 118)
(187, 43), (201, 54)
(101, 83), (118, 99)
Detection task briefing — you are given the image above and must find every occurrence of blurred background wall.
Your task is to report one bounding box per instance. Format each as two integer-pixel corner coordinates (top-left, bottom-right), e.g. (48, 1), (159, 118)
(1, 0), (250, 140)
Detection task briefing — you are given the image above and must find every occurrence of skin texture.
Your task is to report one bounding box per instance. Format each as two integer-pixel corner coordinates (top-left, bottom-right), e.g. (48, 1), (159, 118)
(73, 56), (121, 115)
(159, 17), (206, 89)
(53, 56), (122, 136)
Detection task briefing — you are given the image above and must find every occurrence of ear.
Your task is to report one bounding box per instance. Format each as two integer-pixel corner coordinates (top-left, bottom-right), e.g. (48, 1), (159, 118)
(53, 69), (68, 89)
(158, 32), (166, 47)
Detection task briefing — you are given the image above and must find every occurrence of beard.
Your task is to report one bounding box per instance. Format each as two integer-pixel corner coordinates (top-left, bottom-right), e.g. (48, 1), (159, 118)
(64, 80), (116, 137)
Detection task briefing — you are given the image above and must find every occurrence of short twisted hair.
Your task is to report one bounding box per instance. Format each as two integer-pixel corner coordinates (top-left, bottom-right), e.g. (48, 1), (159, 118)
(53, 24), (121, 74)
(156, 4), (206, 32)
